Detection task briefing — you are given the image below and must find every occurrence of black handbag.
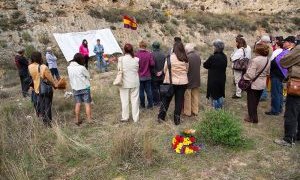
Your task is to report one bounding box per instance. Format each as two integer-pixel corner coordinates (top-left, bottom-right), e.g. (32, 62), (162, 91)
(233, 48), (249, 72)
(38, 65), (53, 95)
(238, 58), (269, 91)
(160, 55), (174, 97)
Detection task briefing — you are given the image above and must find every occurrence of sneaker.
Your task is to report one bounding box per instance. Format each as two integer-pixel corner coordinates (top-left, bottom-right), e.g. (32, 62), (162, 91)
(265, 111), (280, 116)
(232, 94), (241, 99)
(274, 139), (295, 147)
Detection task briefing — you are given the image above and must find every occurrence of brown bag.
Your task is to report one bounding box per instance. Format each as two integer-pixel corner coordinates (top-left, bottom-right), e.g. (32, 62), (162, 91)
(287, 78), (300, 96)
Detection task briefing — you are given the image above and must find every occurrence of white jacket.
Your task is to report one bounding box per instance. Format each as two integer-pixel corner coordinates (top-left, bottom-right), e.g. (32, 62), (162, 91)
(118, 54), (139, 88)
(231, 46), (252, 62)
(67, 61), (90, 91)
(46, 52), (58, 69)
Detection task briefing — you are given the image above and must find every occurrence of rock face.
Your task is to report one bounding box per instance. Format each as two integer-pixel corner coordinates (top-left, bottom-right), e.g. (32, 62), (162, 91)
(0, 0), (299, 62)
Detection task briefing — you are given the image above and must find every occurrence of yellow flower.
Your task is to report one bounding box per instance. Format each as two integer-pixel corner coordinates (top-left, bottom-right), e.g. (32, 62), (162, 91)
(172, 137), (177, 145)
(184, 147), (194, 154)
(183, 137), (192, 146)
(175, 143), (183, 153)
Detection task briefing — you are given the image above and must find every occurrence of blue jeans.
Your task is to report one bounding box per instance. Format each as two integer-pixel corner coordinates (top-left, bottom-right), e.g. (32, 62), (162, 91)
(212, 97), (224, 109)
(270, 77), (283, 114)
(50, 68), (60, 80)
(260, 88), (268, 100)
(96, 54), (107, 72)
(140, 80), (153, 108)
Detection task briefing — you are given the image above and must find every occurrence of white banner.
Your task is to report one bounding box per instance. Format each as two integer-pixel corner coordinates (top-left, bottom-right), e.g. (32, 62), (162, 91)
(53, 29), (123, 61)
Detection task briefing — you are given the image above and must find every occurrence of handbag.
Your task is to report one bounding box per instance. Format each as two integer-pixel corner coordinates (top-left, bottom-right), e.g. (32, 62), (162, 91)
(233, 48), (249, 72)
(238, 58), (269, 91)
(287, 78), (300, 96)
(38, 65), (53, 95)
(113, 57), (123, 86)
(160, 55), (174, 97)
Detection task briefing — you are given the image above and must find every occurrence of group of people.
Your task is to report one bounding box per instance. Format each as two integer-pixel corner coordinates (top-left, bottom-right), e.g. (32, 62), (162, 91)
(14, 34), (300, 147)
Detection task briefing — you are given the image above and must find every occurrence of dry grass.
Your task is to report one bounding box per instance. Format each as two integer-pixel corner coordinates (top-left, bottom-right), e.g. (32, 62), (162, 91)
(0, 53), (299, 180)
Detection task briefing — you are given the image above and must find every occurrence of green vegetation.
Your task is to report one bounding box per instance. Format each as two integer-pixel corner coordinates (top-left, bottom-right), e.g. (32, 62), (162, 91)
(195, 110), (250, 148)
(55, 9), (67, 17)
(38, 32), (50, 45)
(24, 44), (37, 59)
(22, 31), (32, 42)
(0, 11), (27, 31)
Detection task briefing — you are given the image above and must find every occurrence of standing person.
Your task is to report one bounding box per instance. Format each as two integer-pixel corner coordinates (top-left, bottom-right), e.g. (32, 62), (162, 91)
(79, 39), (89, 69)
(151, 41), (166, 106)
(93, 39), (107, 72)
(135, 41), (155, 108)
(274, 43), (300, 146)
(118, 44), (140, 122)
(67, 53), (93, 126)
(203, 39), (227, 109)
(15, 48), (30, 97)
(244, 43), (270, 123)
(157, 42), (189, 125)
(45, 47), (60, 81)
(265, 36), (295, 116)
(231, 37), (251, 99)
(183, 43), (201, 116)
(28, 52), (57, 127)
(269, 36), (283, 62)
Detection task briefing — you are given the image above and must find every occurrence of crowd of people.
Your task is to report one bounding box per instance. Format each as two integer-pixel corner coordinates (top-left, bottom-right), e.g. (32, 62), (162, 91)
(14, 34), (300, 147)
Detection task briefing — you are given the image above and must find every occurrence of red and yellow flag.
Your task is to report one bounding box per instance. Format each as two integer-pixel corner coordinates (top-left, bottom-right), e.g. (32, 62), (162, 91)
(123, 15), (137, 30)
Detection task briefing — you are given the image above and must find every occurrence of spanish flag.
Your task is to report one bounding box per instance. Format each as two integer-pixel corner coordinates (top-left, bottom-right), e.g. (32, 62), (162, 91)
(123, 15), (137, 30)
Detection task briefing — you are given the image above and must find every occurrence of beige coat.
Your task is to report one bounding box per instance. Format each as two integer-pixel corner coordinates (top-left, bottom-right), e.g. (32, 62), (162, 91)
(118, 54), (140, 88)
(163, 53), (189, 85)
(244, 56), (270, 90)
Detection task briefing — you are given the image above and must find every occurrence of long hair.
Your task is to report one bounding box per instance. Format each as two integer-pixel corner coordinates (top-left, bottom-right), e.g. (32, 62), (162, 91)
(236, 37), (247, 49)
(173, 42), (188, 63)
(124, 43), (134, 58)
(31, 51), (43, 64)
(82, 39), (88, 48)
(72, 53), (85, 65)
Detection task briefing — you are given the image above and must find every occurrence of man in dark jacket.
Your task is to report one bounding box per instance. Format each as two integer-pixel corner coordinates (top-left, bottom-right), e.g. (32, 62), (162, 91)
(15, 48), (31, 97)
(275, 43), (300, 147)
(183, 43), (201, 116)
(151, 42), (166, 106)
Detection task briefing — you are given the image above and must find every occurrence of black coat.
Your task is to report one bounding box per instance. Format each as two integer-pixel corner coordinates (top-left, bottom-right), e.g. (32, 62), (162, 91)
(187, 51), (201, 89)
(151, 50), (166, 81)
(203, 52), (227, 100)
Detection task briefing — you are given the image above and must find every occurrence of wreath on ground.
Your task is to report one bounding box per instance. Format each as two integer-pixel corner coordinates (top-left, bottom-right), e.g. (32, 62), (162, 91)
(171, 129), (202, 154)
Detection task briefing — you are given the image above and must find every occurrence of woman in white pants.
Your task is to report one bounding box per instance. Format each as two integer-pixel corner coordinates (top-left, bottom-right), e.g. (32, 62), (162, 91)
(231, 37), (252, 98)
(118, 44), (140, 122)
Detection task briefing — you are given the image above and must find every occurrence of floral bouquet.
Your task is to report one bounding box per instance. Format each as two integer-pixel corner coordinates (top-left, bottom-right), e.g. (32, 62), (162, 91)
(171, 129), (202, 154)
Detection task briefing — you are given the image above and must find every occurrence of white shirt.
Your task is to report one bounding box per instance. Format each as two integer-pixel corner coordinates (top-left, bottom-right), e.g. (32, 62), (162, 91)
(270, 48), (283, 61)
(231, 46), (252, 62)
(118, 54), (139, 88)
(67, 61), (90, 91)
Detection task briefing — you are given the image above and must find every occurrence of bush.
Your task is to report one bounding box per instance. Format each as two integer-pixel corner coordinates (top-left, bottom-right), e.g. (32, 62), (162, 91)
(195, 110), (247, 148)
(24, 44), (37, 59)
(291, 17), (300, 26)
(55, 9), (67, 17)
(150, 2), (161, 9)
(22, 32), (32, 42)
(38, 32), (50, 45)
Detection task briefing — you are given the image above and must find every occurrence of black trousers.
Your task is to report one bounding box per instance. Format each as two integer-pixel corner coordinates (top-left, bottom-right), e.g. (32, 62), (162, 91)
(158, 85), (186, 125)
(247, 89), (263, 123)
(33, 92), (53, 126)
(151, 80), (163, 105)
(84, 56), (89, 70)
(19, 74), (30, 97)
(283, 95), (300, 143)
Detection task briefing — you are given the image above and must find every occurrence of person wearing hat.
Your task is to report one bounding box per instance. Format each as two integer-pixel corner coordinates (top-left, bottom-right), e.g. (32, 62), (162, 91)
(151, 41), (166, 106)
(46, 47), (60, 80)
(265, 36), (296, 116)
(15, 48), (31, 97)
(275, 37), (299, 146)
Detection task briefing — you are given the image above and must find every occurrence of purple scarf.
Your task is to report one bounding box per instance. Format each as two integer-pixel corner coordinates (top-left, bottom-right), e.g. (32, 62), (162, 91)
(275, 49), (289, 78)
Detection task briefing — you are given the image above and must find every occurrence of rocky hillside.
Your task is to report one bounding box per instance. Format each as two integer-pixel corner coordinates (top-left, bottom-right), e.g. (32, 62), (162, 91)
(0, 0), (299, 63)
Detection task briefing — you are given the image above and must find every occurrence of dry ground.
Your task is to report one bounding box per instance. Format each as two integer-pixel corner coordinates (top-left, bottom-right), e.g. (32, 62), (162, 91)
(0, 52), (299, 180)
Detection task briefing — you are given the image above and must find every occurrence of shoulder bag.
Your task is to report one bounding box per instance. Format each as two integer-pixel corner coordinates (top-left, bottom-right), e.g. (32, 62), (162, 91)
(287, 78), (300, 96)
(38, 65), (53, 95)
(233, 48), (249, 72)
(113, 57), (123, 86)
(238, 58), (269, 91)
(159, 55), (174, 97)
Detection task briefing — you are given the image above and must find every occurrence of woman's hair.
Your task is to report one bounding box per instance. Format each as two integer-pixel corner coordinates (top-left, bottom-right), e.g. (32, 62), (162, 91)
(82, 39), (88, 47)
(236, 37), (247, 49)
(213, 39), (225, 53)
(139, 40), (147, 49)
(173, 42), (188, 62)
(254, 43), (269, 57)
(73, 53), (85, 65)
(31, 51), (43, 64)
(124, 43), (134, 58)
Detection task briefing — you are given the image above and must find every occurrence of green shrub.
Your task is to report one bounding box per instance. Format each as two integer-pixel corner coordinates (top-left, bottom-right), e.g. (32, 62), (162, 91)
(24, 44), (37, 59)
(55, 9), (67, 17)
(22, 32), (32, 42)
(38, 32), (50, 45)
(0, 40), (7, 48)
(163, 23), (176, 36)
(171, 18), (179, 25)
(150, 2), (161, 9)
(195, 110), (246, 147)
(291, 17), (300, 26)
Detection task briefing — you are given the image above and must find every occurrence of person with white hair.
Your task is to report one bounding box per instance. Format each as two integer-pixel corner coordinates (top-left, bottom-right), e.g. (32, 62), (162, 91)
(203, 39), (227, 109)
(45, 47), (60, 80)
(183, 43), (201, 116)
